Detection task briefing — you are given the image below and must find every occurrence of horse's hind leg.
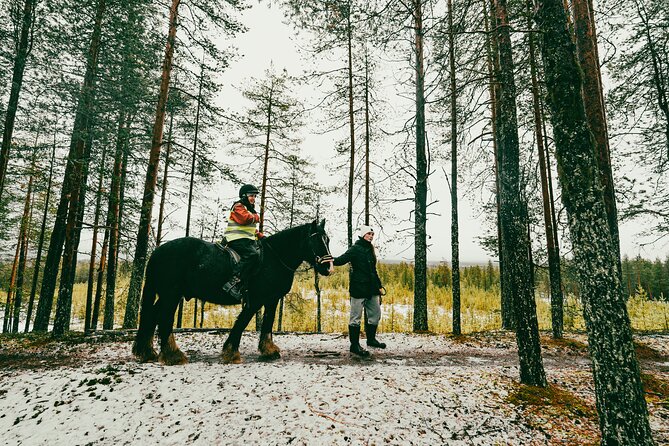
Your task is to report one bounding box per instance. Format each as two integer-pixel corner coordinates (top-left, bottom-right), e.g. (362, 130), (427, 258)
(157, 294), (188, 365)
(132, 284), (159, 362)
(221, 303), (259, 364)
(258, 299), (281, 360)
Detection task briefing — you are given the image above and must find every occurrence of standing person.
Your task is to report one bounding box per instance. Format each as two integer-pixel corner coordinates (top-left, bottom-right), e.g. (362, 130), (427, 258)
(333, 225), (386, 357)
(222, 184), (264, 302)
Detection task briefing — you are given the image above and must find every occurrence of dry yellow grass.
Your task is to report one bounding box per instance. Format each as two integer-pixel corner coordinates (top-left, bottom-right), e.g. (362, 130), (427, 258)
(4, 266), (669, 334)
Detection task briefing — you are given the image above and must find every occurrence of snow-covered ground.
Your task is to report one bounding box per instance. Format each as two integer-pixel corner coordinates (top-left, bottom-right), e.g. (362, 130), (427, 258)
(1, 331), (667, 445)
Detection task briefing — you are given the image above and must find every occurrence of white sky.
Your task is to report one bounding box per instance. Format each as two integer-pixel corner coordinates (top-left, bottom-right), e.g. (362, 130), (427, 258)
(210, 2), (667, 263)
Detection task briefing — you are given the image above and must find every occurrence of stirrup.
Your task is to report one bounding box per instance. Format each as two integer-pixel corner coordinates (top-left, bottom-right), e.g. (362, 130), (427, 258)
(223, 277), (243, 302)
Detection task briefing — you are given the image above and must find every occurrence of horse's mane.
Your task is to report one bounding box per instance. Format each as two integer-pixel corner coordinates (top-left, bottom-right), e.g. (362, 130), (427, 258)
(262, 222), (311, 244)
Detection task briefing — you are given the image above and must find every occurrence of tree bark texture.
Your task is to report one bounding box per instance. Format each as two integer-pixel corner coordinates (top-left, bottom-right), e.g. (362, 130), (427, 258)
(25, 140), (55, 332)
(527, 3), (564, 339)
(53, 123), (96, 335)
(3, 238), (21, 333)
(493, 0), (546, 386)
(124, 0), (181, 328)
(346, 10), (355, 248)
(364, 46), (371, 225)
(84, 146), (107, 334)
(572, 0), (622, 276)
(33, 0), (106, 332)
(447, 0), (461, 336)
(485, 0), (514, 330)
(0, 0), (36, 202)
(11, 152), (36, 332)
(156, 110), (174, 247)
(536, 0), (654, 442)
(412, 0), (428, 332)
(91, 227), (109, 331)
(103, 112), (128, 329)
(260, 81), (273, 233)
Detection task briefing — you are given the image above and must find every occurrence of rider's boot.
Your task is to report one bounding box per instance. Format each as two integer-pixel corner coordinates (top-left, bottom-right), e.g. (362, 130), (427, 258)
(222, 276), (244, 303)
(348, 325), (370, 357)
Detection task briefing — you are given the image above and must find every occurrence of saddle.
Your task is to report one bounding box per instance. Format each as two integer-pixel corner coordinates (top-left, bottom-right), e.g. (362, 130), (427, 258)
(215, 237), (241, 265)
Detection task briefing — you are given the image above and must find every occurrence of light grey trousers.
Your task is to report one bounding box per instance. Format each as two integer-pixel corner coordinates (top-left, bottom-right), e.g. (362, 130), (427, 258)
(349, 296), (381, 326)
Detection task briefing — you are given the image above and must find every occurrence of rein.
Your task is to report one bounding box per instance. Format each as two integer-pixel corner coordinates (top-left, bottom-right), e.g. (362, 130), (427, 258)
(264, 241), (301, 273)
(264, 232), (334, 273)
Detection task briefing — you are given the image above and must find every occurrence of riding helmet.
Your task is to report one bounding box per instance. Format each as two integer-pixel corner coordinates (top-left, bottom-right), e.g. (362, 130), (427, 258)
(239, 184), (260, 198)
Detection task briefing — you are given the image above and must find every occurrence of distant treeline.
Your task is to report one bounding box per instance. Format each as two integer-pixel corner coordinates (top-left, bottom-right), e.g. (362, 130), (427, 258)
(620, 256), (669, 300)
(2, 256), (666, 301)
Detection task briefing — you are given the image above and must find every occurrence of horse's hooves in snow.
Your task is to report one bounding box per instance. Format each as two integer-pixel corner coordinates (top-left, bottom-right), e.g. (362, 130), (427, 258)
(159, 350), (188, 366)
(132, 343), (159, 363)
(259, 351), (281, 361)
(221, 345), (242, 364)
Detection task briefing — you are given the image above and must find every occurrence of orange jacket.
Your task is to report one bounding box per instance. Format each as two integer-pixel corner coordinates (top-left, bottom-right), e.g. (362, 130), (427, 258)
(227, 202), (264, 239)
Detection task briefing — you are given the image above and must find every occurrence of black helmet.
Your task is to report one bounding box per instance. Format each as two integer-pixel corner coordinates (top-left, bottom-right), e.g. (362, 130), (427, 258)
(239, 184), (260, 198)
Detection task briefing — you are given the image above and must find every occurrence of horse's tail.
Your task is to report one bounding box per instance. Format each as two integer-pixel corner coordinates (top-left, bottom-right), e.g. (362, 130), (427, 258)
(132, 252), (159, 362)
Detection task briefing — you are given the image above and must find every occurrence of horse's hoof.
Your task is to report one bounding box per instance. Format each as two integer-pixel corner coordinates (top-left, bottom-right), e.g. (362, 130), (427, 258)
(259, 351), (281, 361)
(222, 353), (242, 364)
(159, 350), (188, 366)
(221, 346), (242, 364)
(132, 343), (159, 362)
(139, 351), (159, 363)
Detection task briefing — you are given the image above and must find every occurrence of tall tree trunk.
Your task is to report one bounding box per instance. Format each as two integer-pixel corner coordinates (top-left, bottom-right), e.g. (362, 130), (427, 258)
(33, 0), (106, 332)
(53, 119), (96, 335)
(13, 199), (32, 333)
(413, 0), (428, 332)
(84, 145), (107, 334)
(91, 227), (109, 330)
(447, 0), (461, 336)
(0, 0), (36, 202)
(179, 60), (205, 329)
(364, 45), (370, 225)
(484, 0), (513, 330)
(124, 0), (181, 328)
(259, 82), (273, 233)
(3, 239), (21, 333)
(539, 94), (563, 296)
(493, 0), (546, 386)
(536, 0), (654, 442)
(346, 9), (355, 248)
(25, 136), (56, 332)
(315, 198), (322, 332)
(528, 3), (564, 338)
(156, 109), (174, 247)
(11, 150), (36, 332)
(572, 0), (621, 276)
(103, 111), (128, 329)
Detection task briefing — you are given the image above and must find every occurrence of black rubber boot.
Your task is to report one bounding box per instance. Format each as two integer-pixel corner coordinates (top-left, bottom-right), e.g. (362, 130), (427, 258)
(366, 324), (386, 349)
(348, 325), (370, 357)
(222, 276), (244, 302)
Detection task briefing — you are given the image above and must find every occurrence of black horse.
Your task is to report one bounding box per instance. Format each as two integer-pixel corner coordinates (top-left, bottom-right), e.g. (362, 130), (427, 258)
(132, 219), (334, 365)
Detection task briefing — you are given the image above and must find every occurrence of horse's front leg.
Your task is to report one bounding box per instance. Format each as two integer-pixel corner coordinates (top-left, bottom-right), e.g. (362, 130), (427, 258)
(258, 297), (281, 360)
(221, 301), (260, 364)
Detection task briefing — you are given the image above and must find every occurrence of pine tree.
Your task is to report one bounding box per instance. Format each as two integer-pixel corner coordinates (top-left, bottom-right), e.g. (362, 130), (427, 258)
(536, 0), (654, 441)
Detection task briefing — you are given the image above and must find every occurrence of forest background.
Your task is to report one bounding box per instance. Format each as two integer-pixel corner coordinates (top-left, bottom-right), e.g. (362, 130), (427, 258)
(1, 0), (668, 332)
(1, 0), (669, 443)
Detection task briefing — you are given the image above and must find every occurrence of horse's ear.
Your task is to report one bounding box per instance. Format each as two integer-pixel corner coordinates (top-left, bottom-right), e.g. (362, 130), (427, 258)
(319, 219), (325, 229)
(310, 219), (318, 229)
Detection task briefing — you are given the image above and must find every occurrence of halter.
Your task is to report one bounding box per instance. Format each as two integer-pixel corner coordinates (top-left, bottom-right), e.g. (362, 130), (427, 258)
(265, 231), (333, 273)
(309, 232), (334, 265)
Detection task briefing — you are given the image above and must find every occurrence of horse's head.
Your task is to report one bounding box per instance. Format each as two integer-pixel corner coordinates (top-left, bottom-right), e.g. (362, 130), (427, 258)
(306, 219), (334, 276)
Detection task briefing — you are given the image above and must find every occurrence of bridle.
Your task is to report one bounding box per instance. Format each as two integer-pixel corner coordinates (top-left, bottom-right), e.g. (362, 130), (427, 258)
(309, 232), (334, 265)
(265, 231), (333, 273)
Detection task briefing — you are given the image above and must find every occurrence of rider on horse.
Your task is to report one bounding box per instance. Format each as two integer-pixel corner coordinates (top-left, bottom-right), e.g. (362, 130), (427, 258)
(222, 184), (264, 302)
